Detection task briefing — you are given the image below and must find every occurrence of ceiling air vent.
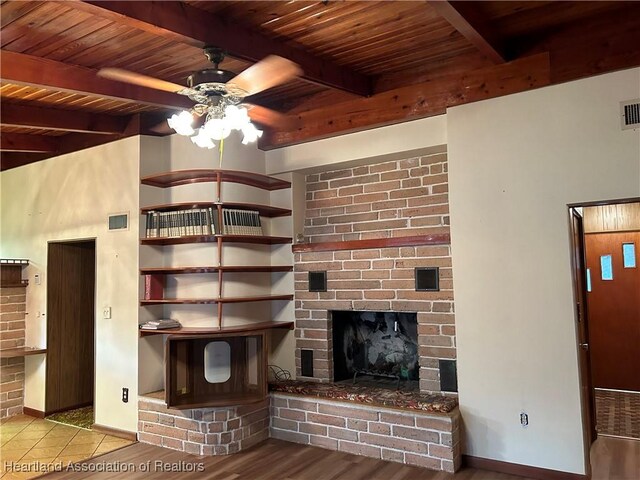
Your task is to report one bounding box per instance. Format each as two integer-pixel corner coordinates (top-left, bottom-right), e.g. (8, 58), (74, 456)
(621, 100), (640, 130)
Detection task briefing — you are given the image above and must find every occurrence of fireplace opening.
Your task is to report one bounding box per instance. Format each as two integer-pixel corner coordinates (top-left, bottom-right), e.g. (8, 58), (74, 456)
(332, 311), (419, 391)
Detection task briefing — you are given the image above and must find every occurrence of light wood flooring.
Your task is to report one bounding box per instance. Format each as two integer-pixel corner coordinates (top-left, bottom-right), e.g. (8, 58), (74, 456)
(0, 415), (133, 480)
(591, 435), (640, 480)
(6, 426), (637, 479)
(41, 438), (533, 480)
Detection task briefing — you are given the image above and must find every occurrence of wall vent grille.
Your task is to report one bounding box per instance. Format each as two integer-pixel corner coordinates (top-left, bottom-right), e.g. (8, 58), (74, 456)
(108, 213), (129, 231)
(621, 100), (640, 130)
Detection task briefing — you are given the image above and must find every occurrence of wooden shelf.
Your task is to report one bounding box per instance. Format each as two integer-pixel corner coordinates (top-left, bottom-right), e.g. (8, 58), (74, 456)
(141, 234), (292, 246)
(141, 169), (291, 190)
(292, 233), (451, 252)
(139, 320), (294, 337)
(141, 202), (291, 218)
(140, 266), (293, 275)
(0, 347), (46, 359)
(141, 294), (293, 306)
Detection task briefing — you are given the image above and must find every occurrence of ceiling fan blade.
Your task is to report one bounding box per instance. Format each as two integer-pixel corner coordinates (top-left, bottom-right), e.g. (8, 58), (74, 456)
(228, 56), (302, 96)
(97, 68), (185, 93)
(245, 104), (300, 129)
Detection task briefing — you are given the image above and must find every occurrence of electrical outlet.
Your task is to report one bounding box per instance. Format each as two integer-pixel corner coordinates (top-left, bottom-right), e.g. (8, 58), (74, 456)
(520, 412), (529, 428)
(122, 387), (129, 403)
(103, 307), (111, 319)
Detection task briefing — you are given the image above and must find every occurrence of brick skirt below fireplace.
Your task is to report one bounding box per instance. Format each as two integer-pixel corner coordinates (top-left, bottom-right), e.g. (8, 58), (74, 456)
(270, 393), (461, 472)
(138, 388), (460, 473)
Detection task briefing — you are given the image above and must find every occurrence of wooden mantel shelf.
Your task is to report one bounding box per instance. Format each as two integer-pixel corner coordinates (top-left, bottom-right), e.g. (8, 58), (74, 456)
(292, 233), (451, 253)
(0, 347), (46, 359)
(139, 320), (294, 337)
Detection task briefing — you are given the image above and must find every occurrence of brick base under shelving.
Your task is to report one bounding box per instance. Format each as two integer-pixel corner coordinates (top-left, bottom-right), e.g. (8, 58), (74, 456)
(137, 395), (269, 455)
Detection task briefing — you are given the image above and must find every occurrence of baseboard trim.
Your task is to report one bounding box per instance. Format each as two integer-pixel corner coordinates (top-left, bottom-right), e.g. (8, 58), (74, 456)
(463, 455), (588, 480)
(23, 407), (45, 418)
(92, 423), (137, 442)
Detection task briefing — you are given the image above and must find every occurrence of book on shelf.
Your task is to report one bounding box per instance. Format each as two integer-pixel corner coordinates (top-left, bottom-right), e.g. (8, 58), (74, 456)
(222, 208), (263, 236)
(139, 319), (181, 330)
(144, 208), (218, 238)
(144, 274), (165, 300)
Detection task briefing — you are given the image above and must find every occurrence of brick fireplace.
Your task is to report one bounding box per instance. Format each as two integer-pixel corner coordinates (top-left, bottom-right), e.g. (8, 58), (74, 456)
(293, 153), (456, 394)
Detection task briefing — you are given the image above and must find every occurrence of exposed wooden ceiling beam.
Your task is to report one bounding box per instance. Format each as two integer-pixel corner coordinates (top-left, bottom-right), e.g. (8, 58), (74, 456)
(263, 53), (550, 148)
(0, 50), (191, 110)
(1, 103), (129, 135)
(73, 0), (372, 97)
(0, 152), (52, 171)
(429, 1), (506, 64)
(1, 133), (60, 153)
(0, 114), (164, 171)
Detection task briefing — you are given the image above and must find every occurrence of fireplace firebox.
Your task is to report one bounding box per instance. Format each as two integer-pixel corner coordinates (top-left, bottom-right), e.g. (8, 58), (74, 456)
(332, 311), (418, 388)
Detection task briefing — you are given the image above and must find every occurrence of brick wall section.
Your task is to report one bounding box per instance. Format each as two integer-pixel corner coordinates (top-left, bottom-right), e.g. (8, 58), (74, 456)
(138, 396), (269, 455)
(304, 154), (449, 243)
(0, 286), (27, 419)
(295, 154), (455, 392)
(270, 393), (461, 473)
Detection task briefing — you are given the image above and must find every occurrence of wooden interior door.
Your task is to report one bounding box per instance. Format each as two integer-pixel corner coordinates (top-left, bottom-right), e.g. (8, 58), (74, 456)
(46, 241), (95, 414)
(569, 209), (597, 447)
(585, 231), (640, 391)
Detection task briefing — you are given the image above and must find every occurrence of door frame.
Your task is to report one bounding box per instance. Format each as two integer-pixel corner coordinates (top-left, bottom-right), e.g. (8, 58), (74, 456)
(45, 238), (97, 416)
(566, 196), (640, 475)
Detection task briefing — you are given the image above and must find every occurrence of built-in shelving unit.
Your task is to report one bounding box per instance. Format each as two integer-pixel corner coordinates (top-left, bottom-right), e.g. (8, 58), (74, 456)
(139, 167), (293, 407)
(141, 169), (291, 191)
(141, 234), (292, 246)
(141, 202), (291, 218)
(140, 266), (293, 275)
(140, 294), (293, 306)
(139, 321), (294, 337)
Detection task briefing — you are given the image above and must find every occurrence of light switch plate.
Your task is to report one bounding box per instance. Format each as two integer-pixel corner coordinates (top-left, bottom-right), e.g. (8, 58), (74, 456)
(103, 307), (112, 319)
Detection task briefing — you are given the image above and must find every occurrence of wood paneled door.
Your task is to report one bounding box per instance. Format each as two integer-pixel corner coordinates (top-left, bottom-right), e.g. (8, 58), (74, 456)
(569, 209), (596, 450)
(46, 240), (95, 414)
(585, 231), (640, 392)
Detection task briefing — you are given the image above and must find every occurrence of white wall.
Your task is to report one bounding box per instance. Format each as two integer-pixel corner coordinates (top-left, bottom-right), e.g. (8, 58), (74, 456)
(447, 68), (640, 474)
(265, 115), (447, 175)
(0, 138), (140, 433)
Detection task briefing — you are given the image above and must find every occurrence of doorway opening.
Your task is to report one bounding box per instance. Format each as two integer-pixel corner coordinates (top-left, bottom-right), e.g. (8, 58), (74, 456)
(45, 240), (96, 429)
(569, 200), (640, 448)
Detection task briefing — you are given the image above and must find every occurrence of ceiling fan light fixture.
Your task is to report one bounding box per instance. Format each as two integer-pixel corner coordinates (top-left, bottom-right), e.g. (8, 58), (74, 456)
(203, 117), (232, 141)
(191, 128), (216, 149)
(167, 111), (195, 136)
(241, 123), (263, 145)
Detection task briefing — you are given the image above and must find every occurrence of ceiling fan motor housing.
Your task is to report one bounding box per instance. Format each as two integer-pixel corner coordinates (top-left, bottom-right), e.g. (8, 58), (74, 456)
(187, 69), (236, 90)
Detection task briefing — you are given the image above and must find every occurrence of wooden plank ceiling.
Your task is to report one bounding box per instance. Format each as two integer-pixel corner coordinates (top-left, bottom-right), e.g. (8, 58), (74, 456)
(1, 1), (639, 170)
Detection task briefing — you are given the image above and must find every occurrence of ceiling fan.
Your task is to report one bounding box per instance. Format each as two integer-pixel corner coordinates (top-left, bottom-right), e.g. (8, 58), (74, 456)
(98, 47), (302, 148)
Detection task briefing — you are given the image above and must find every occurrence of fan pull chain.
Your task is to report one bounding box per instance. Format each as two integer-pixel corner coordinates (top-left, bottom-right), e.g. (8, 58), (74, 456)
(219, 138), (225, 168)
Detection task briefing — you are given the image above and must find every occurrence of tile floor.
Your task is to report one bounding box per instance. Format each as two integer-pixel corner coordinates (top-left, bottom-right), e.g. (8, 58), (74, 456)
(595, 388), (640, 440)
(0, 415), (134, 479)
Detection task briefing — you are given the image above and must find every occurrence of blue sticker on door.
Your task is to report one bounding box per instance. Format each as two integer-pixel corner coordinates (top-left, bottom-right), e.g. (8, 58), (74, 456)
(600, 255), (613, 281)
(623, 243), (636, 268)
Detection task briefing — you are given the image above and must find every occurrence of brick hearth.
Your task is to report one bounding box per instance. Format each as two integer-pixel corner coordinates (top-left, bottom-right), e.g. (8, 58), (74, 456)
(293, 154), (456, 393)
